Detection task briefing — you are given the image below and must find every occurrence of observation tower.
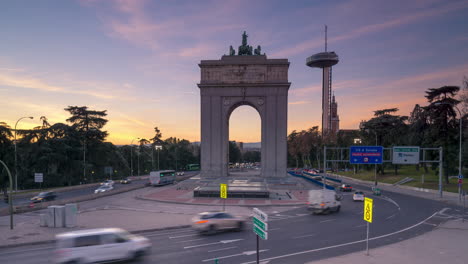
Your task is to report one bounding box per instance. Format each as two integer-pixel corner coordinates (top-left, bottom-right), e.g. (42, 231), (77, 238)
(306, 25), (339, 135)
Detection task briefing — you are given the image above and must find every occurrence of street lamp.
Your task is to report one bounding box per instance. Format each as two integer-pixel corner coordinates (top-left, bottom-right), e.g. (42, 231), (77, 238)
(155, 144), (162, 171)
(14, 116), (33, 191)
(130, 137), (140, 176)
(435, 102), (464, 201)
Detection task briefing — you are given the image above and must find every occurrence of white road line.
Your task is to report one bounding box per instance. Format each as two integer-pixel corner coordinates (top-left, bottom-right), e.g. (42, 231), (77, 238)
(319, 219), (336, 223)
(169, 233), (199, 239)
(174, 238), (205, 243)
(292, 233), (316, 239)
(0, 246), (54, 256)
(203, 249), (269, 262)
(380, 195), (401, 211)
(144, 229), (194, 237)
(239, 210), (442, 264)
(184, 239), (243, 249)
(386, 214), (396, 220)
(208, 246), (237, 253)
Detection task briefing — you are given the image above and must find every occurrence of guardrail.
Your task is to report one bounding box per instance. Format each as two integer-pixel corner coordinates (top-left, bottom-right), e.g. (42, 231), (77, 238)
(287, 171), (335, 190)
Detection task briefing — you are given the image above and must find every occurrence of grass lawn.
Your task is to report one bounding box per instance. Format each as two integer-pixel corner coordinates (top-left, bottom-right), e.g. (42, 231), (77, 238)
(338, 165), (467, 194)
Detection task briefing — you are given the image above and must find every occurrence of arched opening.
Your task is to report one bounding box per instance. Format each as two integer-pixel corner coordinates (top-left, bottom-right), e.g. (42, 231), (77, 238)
(228, 104), (261, 176)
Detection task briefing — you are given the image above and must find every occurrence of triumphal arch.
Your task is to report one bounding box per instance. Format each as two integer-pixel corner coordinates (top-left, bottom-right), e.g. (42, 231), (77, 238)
(198, 32), (290, 178)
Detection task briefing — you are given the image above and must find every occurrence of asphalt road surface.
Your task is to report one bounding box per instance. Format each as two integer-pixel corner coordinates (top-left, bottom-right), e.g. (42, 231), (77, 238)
(0, 182), (458, 264)
(0, 171), (198, 209)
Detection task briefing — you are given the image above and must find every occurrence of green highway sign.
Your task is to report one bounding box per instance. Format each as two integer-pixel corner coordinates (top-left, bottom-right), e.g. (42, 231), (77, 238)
(253, 216), (268, 230)
(252, 208), (268, 240)
(253, 224), (268, 240)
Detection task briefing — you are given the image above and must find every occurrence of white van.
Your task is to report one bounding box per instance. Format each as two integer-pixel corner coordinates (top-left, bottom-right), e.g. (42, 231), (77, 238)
(54, 228), (151, 263)
(307, 189), (342, 214)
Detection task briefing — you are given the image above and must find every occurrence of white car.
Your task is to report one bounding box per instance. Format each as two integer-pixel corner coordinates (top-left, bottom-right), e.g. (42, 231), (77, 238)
(54, 228), (151, 264)
(100, 180), (114, 186)
(353, 191), (365, 201)
(94, 185), (113, 194)
(176, 171), (185, 176)
(192, 212), (245, 234)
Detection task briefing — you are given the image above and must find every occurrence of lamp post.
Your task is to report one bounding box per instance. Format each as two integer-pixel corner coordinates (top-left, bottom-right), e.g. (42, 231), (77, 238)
(130, 137), (139, 176)
(14, 116), (33, 191)
(155, 144), (162, 170)
(453, 105), (463, 202)
(435, 102), (464, 201)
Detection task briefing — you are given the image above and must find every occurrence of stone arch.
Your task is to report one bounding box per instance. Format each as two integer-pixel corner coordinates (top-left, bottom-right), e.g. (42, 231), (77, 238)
(198, 55), (290, 178)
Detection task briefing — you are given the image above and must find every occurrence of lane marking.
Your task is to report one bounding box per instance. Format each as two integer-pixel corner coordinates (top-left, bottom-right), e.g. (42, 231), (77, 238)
(380, 195), (401, 211)
(386, 214), (396, 220)
(319, 219), (336, 223)
(184, 239), (243, 249)
(144, 229), (194, 237)
(293, 233), (316, 239)
(239, 210), (443, 264)
(174, 238), (205, 243)
(169, 233), (199, 239)
(203, 249), (269, 262)
(208, 246), (238, 253)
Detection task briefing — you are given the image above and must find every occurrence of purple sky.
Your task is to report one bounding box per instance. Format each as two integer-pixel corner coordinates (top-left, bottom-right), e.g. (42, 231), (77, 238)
(1, 0), (467, 144)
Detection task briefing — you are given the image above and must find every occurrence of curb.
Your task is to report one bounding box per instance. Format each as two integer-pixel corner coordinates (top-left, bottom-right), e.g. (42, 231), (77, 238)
(0, 224), (190, 250)
(135, 194), (308, 207)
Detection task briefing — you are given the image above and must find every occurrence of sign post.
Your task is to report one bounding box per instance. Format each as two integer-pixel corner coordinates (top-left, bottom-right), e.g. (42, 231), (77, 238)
(253, 208), (268, 264)
(34, 173), (43, 189)
(220, 184), (227, 211)
(363, 197), (373, 256)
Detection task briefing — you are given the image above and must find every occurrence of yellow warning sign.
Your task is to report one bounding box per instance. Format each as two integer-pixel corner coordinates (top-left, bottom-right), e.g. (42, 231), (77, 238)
(363, 197), (373, 223)
(220, 184), (228, 199)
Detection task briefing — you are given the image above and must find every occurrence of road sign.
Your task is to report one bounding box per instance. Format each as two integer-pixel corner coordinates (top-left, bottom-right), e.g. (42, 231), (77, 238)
(392, 146), (420, 164)
(350, 146), (383, 164)
(253, 208), (268, 240)
(220, 184), (227, 199)
(34, 173), (43, 183)
(459, 175), (464, 180)
(364, 197), (373, 223)
(253, 224), (268, 240)
(253, 216), (268, 230)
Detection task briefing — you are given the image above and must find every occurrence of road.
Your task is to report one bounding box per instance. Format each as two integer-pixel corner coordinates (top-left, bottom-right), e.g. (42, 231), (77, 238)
(0, 181), (458, 264)
(0, 171), (198, 209)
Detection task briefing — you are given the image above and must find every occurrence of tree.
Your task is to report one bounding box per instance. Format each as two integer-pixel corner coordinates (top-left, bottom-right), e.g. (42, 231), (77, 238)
(229, 141), (241, 164)
(360, 108), (408, 175)
(424, 86), (461, 183)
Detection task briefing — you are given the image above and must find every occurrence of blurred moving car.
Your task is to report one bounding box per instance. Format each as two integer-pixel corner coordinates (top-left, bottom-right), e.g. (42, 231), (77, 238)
(339, 184), (353, 192)
(31, 191), (57, 203)
(192, 211), (245, 234)
(95, 185), (113, 194)
(353, 191), (365, 201)
(100, 180), (114, 186)
(120, 178), (132, 184)
(176, 171), (185, 176)
(54, 228), (151, 264)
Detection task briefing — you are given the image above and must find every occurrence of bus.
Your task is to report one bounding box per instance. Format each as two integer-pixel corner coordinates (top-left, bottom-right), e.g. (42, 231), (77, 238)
(149, 170), (176, 186)
(186, 164), (200, 171)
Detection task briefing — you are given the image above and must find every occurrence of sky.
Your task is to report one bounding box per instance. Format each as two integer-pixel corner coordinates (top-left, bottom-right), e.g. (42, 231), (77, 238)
(1, 0), (467, 145)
